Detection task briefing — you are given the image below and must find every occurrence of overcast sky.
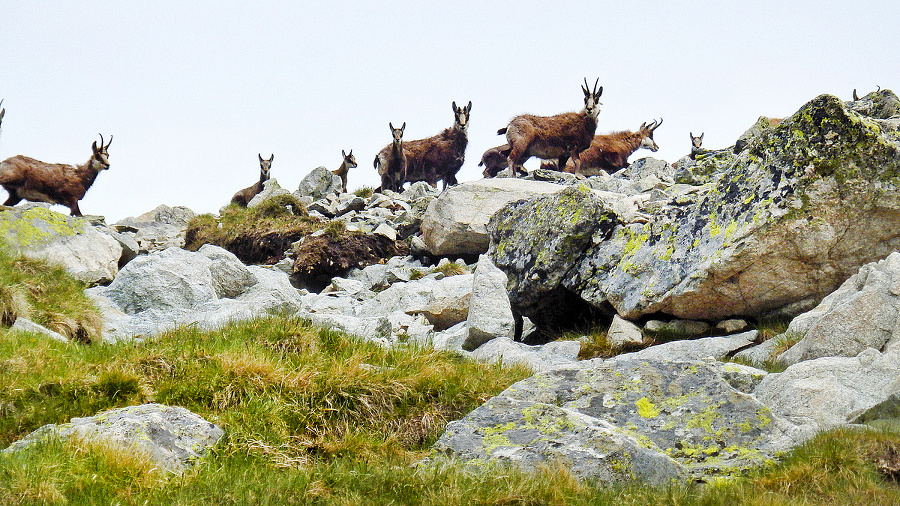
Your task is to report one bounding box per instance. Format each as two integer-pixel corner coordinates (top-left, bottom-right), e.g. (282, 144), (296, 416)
(1, 1), (897, 222)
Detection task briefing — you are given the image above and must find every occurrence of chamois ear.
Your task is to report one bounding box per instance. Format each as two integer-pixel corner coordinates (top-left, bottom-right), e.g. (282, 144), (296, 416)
(401, 122), (406, 134)
(92, 141), (99, 152)
(452, 101), (458, 113)
(259, 153), (264, 162)
(342, 149), (347, 158)
(268, 154), (274, 162)
(466, 100), (472, 112)
(700, 133), (704, 140)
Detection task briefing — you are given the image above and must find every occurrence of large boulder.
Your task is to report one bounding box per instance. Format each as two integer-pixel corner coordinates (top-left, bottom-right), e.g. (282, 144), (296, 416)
(2, 404), (223, 473)
(0, 205), (121, 285)
(464, 255), (516, 351)
(490, 92), (900, 322)
(777, 252), (900, 365)
(421, 178), (564, 256)
(432, 354), (811, 481)
(113, 204), (196, 254)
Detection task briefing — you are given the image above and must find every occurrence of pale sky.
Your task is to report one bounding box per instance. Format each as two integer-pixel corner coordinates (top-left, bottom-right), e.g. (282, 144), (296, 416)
(1, 1), (897, 222)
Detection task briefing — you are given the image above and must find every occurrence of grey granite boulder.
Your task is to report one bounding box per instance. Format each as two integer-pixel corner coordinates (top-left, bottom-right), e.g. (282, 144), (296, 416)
(296, 166), (342, 200)
(464, 255), (515, 351)
(3, 404), (223, 473)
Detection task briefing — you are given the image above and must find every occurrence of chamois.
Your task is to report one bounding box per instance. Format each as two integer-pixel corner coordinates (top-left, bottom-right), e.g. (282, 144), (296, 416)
(563, 119), (663, 175)
(379, 101), (471, 190)
(0, 134), (112, 217)
(374, 122), (406, 193)
(332, 149), (357, 193)
(501, 78), (603, 178)
(231, 154), (273, 207)
(689, 132), (706, 160)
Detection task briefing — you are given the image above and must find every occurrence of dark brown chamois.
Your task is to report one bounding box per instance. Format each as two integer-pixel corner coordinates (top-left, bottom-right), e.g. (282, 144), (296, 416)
(563, 119), (663, 174)
(501, 78), (602, 178)
(478, 144), (528, 178)
(396, 101), (471, 189)
(689, 132), (705, 160)
(374, 122), (407, 193)
(0, 134), (112, 217)
(231, 153), (273, 207)
(332, 149), (357, 193)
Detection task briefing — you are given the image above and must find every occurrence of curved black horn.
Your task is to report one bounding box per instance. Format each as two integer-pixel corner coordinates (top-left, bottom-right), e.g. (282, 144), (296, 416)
(98, 133), (104, 148)
(593, 77), (600, 95)
(105, 134), (113, 149)
(582, 77), (590, 94)
(651, 118), (663, 131)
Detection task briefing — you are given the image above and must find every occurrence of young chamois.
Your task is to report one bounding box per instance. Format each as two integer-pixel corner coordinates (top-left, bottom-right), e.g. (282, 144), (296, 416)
(332, 149), (357, 193)
(398, 101), (471, 189)
(689, 132), (705, 160)
(374, 122), (407, 193)
(501, 78), (603, 178)
(562, 119), (663, 175)
(231, 154), (273, 207)
(0, 134), (112, 217)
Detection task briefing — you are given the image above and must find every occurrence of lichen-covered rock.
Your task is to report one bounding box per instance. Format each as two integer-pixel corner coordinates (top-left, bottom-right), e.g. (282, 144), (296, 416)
(490, 92), (900, 323)
(488, 183), (618, 318)
(421, 178), (564, 256)
(2, 404), (223, 473)
(0, 205), (122, 285)
(431, 355), (812, 481)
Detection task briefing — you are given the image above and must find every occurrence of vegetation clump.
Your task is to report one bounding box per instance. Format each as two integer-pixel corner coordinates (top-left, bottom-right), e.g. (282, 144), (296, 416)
(292, 227), (409, 290)
(183, 195), (320, 264)
(0, 243), (100, 342)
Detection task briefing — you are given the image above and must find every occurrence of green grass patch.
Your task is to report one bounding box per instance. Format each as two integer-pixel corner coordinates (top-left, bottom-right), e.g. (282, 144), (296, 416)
(183, 195), (321, 264)
(0, 243), (100, 342)
(353, 186), (375, 199)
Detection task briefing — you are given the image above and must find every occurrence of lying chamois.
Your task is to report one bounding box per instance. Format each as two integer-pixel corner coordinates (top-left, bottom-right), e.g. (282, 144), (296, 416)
(390, 101), (471, 189)
(501, 78), (603, 178)
(374, 122), (406, 193)
(0, 134), (112, 217)
(332, 149), (357, 193)
(231, 154), (273, 207)
(563, 119), (663, 174)
(478, 144), (531, 178)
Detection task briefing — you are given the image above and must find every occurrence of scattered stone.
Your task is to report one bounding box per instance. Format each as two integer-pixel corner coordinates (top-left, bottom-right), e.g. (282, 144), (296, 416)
(607, 315), (644, 348)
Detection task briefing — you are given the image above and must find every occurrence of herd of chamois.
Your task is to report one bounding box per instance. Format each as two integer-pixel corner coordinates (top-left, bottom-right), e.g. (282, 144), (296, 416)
(0, 79), (699, 217)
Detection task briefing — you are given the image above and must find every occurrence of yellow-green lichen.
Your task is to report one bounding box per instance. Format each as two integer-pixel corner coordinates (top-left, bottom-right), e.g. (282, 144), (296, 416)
(636, 397), (660, 419)
(0, 207), (86, 248)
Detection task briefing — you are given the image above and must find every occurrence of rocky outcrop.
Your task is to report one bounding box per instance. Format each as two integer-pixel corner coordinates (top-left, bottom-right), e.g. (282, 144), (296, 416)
(113, 204), (195, 255)
(2, 404), (223, 473)
(296, 166), (343, 200)
(1, 205), (122, 285)
(776, 252), (900, 365)
(489, 92), (900, 323)
(87, 245), (303, 341)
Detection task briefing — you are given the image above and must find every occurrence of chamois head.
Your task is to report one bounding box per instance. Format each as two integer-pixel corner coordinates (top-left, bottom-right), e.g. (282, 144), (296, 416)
(581, 77), (603, 120)
(691, 132), (704, 150)
(637, 118), (663, 152)
(342, 149), (357, 170)
(452, 101), (472, 133)
(258, 153), (274, 179)
(90, 134), (113, 172)
(390, 122), (405, 144)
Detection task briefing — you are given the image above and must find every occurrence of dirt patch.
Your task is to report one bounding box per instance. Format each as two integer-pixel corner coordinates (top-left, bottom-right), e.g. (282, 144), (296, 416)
(292, 231), (409, 290)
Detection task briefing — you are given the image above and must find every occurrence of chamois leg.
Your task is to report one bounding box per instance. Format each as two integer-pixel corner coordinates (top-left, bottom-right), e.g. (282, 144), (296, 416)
(3, 194), (22, 207)
(557, 155), (570, 172)
(68, 199), (83, 217)
(507, 146), (526, 178)
(571, 153), (586, 180)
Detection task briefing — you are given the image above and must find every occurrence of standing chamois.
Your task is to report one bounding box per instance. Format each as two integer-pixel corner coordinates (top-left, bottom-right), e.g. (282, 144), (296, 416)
(231, 154), (273, 207)
(0, 134), (112, 217)
(501, 78), (603, 178)
(377, 101), (471, 190)
(562, 119), (663, 174)
(375, 122), (407, 193)
(332, 149), (357, 193)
